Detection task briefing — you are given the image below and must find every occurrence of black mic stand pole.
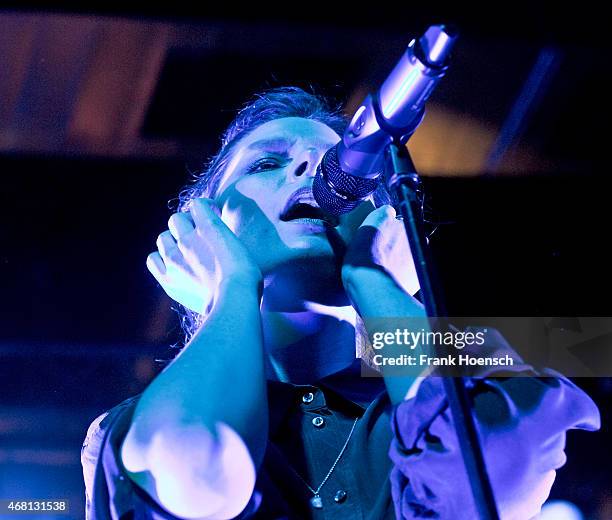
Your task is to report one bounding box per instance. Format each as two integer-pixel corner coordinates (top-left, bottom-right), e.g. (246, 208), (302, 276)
(384, 141), (500, 520)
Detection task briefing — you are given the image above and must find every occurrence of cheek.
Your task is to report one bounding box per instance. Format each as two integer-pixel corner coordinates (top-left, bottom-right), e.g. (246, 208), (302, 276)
(216, 179), (283, 261)
(217, 178), (275, 232)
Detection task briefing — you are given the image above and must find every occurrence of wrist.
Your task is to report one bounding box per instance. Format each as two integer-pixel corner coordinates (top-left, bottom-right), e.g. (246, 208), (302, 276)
(343, 266), (424, 318)
(342, 266), (393, 313)
(342, 265), (395, 295)
(217, 273), (263, 301)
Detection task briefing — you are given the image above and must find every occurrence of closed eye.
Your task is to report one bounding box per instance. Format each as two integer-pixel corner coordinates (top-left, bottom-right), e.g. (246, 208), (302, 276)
(246, 156), (287, 174)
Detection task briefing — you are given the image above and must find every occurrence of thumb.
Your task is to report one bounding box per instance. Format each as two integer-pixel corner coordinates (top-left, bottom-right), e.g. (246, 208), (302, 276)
(359, 204), (396, 230)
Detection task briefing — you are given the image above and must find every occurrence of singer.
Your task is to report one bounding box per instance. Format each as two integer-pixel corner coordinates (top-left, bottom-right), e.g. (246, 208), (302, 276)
(81, 87), (600, 519)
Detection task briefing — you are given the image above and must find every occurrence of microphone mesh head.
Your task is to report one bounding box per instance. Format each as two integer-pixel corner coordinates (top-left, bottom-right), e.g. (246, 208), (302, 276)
(313, 146), (379, 215)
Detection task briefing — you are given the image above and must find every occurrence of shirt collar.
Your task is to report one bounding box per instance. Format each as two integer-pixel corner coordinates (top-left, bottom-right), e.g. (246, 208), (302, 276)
(266, 359), (386, 436)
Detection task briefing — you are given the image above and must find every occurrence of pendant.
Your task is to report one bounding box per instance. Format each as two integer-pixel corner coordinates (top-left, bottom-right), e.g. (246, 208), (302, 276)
(310, 495), (323, 509)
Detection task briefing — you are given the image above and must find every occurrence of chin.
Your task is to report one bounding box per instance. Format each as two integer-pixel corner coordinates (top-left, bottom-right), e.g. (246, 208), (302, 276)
(258, 234), (340, 271)
(284, 238), (338, 257)
(279, 222), (347, 256)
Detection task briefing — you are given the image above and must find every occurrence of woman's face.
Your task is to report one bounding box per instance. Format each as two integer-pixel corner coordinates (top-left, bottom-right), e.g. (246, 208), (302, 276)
(213, 117), (374, 290)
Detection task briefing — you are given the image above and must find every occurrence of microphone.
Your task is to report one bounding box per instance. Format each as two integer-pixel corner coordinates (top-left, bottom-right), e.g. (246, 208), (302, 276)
(313, 24), (458, 215)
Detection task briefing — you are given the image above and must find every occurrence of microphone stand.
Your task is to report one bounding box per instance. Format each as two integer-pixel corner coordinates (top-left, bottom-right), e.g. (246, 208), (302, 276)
(384, 141), (501, 520)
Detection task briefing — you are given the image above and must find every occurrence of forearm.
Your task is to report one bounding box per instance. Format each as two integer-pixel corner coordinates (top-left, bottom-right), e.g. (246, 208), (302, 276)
(344, 268), (427, 404)
(343, 267), (425, 318)
(125, 277), (268, 470)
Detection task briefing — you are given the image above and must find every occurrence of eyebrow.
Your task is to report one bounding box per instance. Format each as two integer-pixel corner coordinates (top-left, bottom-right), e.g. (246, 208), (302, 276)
(247, 137), (297, 151)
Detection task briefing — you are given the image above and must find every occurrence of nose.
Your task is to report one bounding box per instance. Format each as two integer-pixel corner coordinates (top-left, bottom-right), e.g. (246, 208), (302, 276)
(292, 147), (322, 178)
(293, 161), (308, 177)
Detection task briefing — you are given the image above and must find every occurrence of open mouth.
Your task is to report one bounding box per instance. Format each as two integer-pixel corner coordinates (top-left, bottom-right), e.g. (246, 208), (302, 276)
(280, 188), (340, 227)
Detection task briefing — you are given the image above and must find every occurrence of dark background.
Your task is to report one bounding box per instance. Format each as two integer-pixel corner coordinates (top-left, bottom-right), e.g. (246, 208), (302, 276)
(1, 5), (610, 519)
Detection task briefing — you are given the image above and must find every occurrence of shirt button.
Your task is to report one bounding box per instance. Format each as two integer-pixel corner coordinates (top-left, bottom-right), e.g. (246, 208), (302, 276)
(334, 489), (347, 503)
(302, 392), (315, 404)
(312, 416), (325, 428)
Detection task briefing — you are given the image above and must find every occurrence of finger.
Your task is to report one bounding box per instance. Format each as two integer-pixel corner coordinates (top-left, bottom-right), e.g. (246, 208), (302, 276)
(156, 230), (178, 259)
(190, 198), (231, 240)
(189, 198), (247, 263)
(340, 199), (376, 230)
(146, 251), (166, 279)
(190, 197), (222, 224)
(360, 204), (396, 229)
(168, 212), (195, 241)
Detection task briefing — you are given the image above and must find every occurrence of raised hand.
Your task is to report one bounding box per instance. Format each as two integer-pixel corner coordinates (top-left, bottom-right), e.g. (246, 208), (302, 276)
(146, 198), (262, 314)
(341, 204), (419, 297)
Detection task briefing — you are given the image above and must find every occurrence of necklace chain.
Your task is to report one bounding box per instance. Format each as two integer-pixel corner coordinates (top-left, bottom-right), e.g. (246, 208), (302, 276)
(291, 416), (359, 502)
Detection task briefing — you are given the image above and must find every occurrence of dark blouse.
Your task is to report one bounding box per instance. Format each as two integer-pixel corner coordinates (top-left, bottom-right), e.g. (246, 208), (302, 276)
(82, 329), (600, 519)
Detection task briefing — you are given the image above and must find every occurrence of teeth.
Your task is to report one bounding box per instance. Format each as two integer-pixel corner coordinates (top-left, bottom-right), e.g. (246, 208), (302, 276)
(297, 194), (317, 205)
(281, 188), (340, 226)
(284, 203), (326, 221)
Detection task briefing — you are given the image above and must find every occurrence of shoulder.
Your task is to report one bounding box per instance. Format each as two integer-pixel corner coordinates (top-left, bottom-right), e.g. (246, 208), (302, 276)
(81, 395), (143, 518)
(81, 395), (141, 468)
